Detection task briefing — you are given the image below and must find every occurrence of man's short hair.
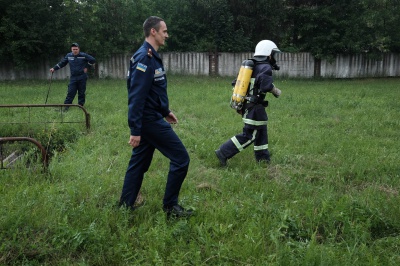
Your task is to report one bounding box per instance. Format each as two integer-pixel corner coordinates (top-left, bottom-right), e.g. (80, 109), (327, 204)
(143, 16), (164, 37)
(71, 43), (80, 48)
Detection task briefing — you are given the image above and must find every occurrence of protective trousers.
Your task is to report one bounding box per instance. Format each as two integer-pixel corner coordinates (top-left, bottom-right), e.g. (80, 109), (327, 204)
(120, 118), (190, 209)
(218, 104), (270, 162)
(218, 124), (270, 161)
(64, 74), (88, 106)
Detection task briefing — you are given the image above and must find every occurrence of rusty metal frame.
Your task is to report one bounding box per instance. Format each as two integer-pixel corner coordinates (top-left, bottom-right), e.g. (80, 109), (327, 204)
(0, 104), (90, 131)
(0, 137), (48, 170)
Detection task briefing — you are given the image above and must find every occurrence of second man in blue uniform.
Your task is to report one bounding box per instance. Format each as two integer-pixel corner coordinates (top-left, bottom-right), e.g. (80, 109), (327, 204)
(50, 43), (96, 111)
(119, 16), (193, 219)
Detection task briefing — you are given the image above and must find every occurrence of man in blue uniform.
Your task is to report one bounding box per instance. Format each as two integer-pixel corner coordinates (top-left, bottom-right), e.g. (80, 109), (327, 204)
(215, 40), (282, 166)
(50, 43), (96, 111)
(119, 16), (193, 219)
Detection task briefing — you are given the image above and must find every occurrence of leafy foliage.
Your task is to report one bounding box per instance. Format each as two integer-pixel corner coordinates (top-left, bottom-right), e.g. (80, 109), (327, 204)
(0, 0), (399, 67)
(0, 0), (68, 67)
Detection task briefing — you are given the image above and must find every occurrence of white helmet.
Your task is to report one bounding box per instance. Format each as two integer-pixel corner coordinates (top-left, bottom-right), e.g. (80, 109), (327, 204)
(254, 40), (281, 57)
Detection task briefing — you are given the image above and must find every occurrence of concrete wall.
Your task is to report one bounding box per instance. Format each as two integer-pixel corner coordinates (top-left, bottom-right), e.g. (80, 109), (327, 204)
(0, 59), (69, 80)
(98, 54), (130, 79)
(0, 52), (399, 80)
(321, 53), (400, 78)
(217, 53), (253, 76)
(163, 52), (209, 76)
(276, 52), (315, 78)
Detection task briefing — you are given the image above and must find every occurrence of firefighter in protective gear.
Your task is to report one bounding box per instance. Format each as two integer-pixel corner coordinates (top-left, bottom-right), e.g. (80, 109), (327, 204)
(215, 40), (282, 166)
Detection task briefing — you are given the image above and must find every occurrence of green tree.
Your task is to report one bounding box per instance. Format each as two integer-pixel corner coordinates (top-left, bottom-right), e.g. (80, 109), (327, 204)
(0, 0), (152, 68)
(282, 0), (400, 59)
(1, 0), (399, 67)
(61, 0), (151, 58)
(152, 0), (256, 52)
(361, 0), (400, 53)
(284, 0), (365, 59)
(0, 0), (69, 68)
(229, 0), (286, 47)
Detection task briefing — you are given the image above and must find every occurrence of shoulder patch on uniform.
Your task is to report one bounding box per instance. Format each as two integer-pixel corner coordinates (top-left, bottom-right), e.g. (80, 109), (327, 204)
(147, 48), (153, 58)
(137, 63), (147, 72)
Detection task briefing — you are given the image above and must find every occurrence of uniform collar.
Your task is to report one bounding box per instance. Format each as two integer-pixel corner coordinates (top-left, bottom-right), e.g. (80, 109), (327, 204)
(143, 41), (161, 59)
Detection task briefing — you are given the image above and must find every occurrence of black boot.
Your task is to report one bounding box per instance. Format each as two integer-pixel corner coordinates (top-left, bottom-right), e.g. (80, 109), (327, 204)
(163, 204), (193, 219)
(215, 149), (227, 167)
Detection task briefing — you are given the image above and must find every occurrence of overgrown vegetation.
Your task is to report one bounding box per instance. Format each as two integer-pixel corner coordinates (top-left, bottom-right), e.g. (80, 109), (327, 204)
(0, 77), (399, 265)
(0, 80), (85, 168)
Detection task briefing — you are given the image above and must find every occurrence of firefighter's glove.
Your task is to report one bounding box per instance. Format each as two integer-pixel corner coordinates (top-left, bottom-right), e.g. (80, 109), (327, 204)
(270, 87), (281, 98)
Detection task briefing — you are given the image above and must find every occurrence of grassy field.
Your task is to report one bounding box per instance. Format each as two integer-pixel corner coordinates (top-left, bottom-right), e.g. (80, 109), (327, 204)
(0, 76), (399, 265)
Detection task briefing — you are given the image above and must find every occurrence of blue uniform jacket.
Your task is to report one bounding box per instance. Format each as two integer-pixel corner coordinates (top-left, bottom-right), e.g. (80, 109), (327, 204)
(127, 41), (170, 136)
(53, 52), (96, 78)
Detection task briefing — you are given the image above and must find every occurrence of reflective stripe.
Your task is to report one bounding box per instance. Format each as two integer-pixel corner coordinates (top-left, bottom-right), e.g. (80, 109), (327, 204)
(254, 144), (268, 151)
(154, 67), (166, 77)
(231, 130), (257, 151)
(248, 78), (256, 95)
(231, 136), (243, 151)
(242, 118), (268, 126)
(154, 71), (165, 78)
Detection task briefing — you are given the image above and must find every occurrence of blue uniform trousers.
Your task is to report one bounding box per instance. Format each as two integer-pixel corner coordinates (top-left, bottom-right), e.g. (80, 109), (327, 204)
(64, 74), (87, 106)
(120, 118), (190, 209)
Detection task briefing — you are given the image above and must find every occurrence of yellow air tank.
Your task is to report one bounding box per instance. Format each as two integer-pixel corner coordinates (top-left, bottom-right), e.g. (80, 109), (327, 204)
(230, 60), (254, 110)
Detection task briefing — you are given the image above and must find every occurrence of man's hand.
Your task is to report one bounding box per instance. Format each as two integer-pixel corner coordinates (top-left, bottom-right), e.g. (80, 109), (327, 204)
(50, 68), (55, 73)
(165, 112), (178, 124)
(128, 135), (141, 148)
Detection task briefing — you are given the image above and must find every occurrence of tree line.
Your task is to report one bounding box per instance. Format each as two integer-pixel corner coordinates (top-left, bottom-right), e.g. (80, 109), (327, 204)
(1, 0), (399, 68)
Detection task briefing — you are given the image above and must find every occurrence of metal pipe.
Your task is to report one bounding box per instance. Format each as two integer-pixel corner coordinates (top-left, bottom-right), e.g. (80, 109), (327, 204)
(0, 104), (90, 130)
(0, 137), (48, 170)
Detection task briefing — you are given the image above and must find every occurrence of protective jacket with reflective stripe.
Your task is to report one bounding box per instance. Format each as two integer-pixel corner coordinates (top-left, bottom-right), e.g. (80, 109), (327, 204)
(242, 61), (274, 127)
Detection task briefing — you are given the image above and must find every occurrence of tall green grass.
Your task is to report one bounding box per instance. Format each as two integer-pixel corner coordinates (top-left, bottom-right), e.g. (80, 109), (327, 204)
(0, 76), (399, 265)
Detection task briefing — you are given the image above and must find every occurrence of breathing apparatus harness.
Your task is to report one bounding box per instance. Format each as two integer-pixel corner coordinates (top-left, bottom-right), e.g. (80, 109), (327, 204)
(230, 57), (280, 111)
